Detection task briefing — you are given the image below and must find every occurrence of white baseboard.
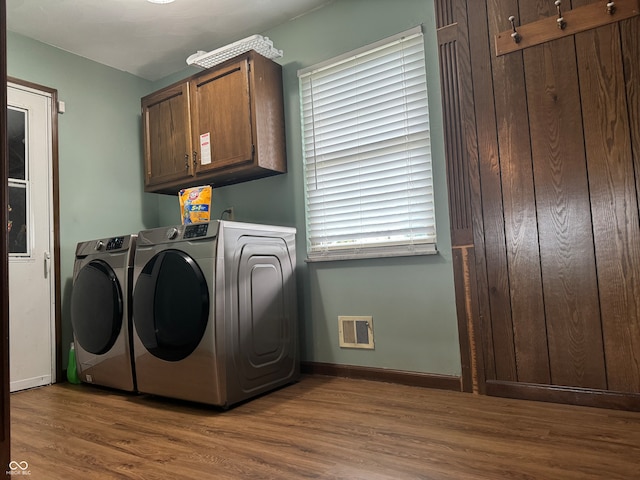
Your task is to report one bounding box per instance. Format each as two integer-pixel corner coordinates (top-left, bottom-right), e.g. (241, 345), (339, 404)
(10, 375), (52, 393)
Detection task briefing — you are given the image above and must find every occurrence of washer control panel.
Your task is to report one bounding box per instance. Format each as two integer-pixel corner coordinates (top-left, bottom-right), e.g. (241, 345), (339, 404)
(106, 236), (125, 251)
(184, 223), (209, 239)
(166, 227), (179, 240)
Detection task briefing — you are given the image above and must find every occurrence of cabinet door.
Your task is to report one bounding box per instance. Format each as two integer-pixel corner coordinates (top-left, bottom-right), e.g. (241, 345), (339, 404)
(142, 82), (193, 188)
(191, 59), (254, 175)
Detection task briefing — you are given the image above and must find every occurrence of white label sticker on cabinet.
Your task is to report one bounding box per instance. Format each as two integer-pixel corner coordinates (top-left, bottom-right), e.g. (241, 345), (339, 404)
(200, 132), (212, 165)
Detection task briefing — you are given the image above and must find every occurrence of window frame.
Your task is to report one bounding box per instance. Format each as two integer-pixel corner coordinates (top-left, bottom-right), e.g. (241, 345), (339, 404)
(298, 26), (437, 262)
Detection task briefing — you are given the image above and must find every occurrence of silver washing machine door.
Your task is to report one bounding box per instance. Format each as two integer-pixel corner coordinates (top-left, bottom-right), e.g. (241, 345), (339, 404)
(132, 249), (209, 362)
(71, 259), (123, 355)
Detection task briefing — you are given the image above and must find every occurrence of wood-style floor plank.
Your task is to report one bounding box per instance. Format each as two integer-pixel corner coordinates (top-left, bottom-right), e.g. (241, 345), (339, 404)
(10, 376), (640, 479)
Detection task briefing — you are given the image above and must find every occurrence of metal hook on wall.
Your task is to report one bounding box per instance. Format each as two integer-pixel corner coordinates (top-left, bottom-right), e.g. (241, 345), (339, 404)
(555, 0), (567, 29)
(509, 15), (522, 43)
(606, 2), (616, 14)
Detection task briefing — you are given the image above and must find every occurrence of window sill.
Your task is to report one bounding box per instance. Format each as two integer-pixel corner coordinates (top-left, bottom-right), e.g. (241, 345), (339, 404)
(305, 244), (438, 263)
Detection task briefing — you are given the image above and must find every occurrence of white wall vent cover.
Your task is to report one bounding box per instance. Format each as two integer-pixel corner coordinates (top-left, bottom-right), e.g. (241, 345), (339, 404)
(339, 316), (374, 349)
(186, 35), (283, 69)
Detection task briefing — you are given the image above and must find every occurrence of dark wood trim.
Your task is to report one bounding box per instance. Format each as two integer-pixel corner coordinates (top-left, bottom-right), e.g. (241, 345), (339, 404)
(486, 380), (640, 412)
(0, 0), (11, 469)
(435, 0), (454, 29)
(451, 247), (473, 393)
(436, 23), (457, 43)
(51, 90), (61, 383)
(301, 362), (462, 392)
(6, 77), (62, 383)
(436, 12), (474, 247)
(7, 77), (57, 97)
(435, 0), (484, 395)
(452, 246), (485, 394)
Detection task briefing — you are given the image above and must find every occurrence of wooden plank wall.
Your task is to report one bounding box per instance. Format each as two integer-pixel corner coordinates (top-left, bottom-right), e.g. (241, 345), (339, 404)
(437, 0), (640, 409)
(574, 3), (640, 392)
(488, 0), (550, 386)
(619, 15), (640, 392)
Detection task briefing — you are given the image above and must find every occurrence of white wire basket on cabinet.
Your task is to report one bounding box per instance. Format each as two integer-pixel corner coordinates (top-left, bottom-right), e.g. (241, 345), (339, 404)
(186, 35), (283, 69)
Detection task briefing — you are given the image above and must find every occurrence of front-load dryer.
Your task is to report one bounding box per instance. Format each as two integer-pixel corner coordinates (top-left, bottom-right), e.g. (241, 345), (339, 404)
(131, 220), (299, 407)
(70, 234), (137, 391)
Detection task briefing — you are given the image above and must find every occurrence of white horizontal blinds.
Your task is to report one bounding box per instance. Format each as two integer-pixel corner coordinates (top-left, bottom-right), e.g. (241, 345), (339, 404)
(299, 28), (436, 260)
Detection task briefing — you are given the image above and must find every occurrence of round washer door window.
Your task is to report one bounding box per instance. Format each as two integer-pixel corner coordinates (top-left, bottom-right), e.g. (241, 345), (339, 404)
(71, 259), (123, 355)
(133, 249), (209, 362)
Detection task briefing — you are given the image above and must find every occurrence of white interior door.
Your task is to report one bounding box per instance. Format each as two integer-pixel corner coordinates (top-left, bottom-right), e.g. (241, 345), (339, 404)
(7, 83), (56, 392)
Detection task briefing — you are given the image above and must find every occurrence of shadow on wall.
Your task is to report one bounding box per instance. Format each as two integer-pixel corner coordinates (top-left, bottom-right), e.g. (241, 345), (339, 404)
(301, 262), (338, 363)
(136, 115), (162, 229)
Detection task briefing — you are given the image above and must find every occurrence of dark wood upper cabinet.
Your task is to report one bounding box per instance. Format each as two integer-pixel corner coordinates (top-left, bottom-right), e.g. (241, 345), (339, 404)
(191, 58), (253, 175)
(141, 51), (286, 194)
(142, 82), (193, 190)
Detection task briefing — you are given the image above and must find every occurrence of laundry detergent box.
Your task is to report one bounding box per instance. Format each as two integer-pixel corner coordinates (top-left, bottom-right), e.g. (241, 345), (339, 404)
(178, 185), (212, 225)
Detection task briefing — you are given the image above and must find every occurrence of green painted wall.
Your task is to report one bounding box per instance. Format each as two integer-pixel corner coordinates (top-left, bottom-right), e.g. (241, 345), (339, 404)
(157, 0), (461, 375)
(7, 0), (461, 377)
(7, 32), (158, 367)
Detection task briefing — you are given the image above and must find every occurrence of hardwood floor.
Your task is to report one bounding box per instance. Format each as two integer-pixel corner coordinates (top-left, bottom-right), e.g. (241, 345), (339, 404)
(10, 375), (640, 479)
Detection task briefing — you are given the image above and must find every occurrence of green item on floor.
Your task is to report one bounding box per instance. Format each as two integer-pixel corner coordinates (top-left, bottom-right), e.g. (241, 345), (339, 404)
(67, 342), (81, 385)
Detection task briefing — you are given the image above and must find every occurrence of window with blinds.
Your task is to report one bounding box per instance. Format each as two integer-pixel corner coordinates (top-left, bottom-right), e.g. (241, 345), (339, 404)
(298, 26), (436, 261)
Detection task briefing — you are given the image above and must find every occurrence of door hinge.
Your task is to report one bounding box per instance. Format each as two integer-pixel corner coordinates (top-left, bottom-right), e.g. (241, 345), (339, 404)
(252, 144), (255, 159)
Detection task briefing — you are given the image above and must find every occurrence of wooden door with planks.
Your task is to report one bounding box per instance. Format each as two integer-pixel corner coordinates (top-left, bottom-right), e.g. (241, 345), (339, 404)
(436, 0), (640, 409)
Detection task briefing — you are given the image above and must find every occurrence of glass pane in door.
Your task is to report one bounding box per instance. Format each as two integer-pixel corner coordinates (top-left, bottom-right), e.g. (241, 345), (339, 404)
(8, 108), (26, 180)
(7, 106), (30, 256)
(8, 184), (28, 255)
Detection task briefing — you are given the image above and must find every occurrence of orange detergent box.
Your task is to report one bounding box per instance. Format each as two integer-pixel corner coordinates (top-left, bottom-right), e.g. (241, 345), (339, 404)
(178, 185), (212, 224)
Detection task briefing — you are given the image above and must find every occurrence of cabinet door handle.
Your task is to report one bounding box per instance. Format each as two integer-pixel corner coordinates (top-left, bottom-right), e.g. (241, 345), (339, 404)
(184, 154), (189, 170)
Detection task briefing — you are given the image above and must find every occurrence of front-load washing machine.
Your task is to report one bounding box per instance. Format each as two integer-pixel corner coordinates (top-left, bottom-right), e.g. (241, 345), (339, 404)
(70, 234), (137, 391)
(131, 220), (299, 407)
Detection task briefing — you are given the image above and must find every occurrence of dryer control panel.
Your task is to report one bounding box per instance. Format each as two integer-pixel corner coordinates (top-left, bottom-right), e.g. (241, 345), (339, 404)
(184, 223), (209, 239)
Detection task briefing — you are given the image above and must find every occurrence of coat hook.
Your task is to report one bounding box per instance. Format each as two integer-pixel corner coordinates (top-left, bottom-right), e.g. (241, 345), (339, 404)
(508, 15), (522, 43)
(555, 0), (567, 29)
(606, 2), (616, 14)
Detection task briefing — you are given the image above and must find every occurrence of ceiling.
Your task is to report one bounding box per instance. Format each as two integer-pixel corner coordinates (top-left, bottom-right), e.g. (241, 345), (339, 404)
(6, 0), (333, 81)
